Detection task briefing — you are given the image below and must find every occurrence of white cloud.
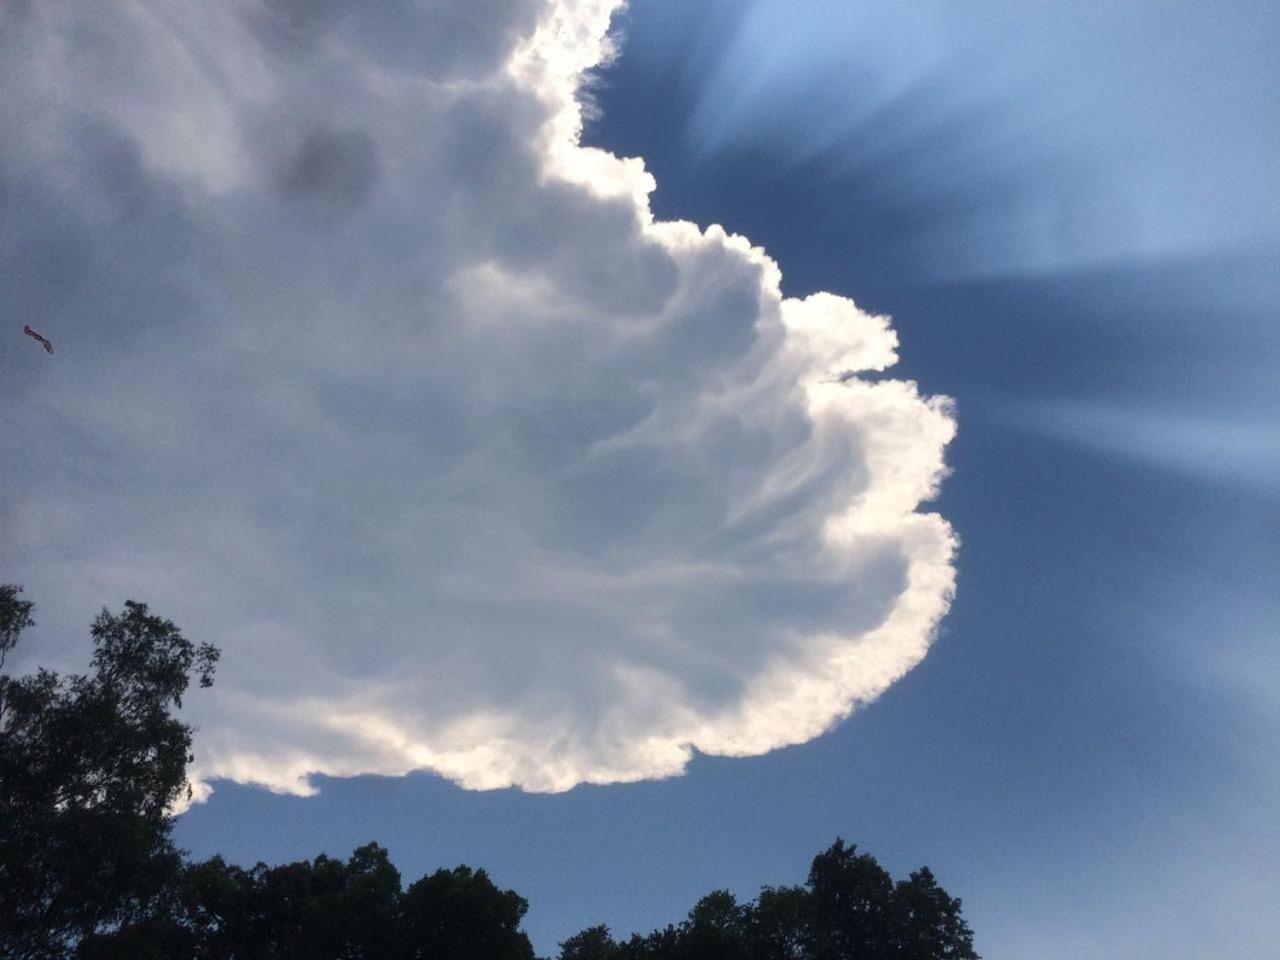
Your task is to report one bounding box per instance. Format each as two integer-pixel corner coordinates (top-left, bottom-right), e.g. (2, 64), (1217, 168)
(0, 0), (955, 799)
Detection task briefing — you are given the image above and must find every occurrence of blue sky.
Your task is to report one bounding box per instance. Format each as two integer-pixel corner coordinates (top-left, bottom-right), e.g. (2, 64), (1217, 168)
(182, 2), (1276, 955)
(570, 6), (1280, 953)
(3, 1), (1277, 957)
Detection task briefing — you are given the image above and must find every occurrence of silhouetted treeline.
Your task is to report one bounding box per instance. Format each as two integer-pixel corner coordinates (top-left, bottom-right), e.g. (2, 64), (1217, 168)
(553, 840), (978, 960)
(0, 586), (978, 959)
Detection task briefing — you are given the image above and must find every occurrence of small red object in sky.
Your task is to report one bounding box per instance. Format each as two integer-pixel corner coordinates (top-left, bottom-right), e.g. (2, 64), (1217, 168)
(23, 325), (54, 354)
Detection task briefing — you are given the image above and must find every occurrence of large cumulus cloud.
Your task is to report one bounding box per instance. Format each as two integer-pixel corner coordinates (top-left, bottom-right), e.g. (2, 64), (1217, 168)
(0, 0), (956, 799)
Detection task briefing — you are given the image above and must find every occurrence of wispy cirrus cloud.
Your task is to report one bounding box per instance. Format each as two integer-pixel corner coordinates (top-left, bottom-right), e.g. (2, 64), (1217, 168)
(1000, 400), (1280, 493)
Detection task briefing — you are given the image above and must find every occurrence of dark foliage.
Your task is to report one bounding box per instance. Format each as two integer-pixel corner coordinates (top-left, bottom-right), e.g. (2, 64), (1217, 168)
(0, 586), (978, 959)
(551, 846), (977, 960)
(402, 864), (535, 960)
(1, 588), (214, 958)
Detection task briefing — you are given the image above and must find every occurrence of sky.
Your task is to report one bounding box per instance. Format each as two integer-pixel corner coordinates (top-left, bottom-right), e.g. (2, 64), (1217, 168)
(1, 1), (1277, 958)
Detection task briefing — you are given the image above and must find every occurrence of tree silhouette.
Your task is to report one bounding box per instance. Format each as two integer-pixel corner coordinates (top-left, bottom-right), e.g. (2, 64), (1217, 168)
(1, 587), (979, 959)
(401, 864), (536, 960)
(744, 885), (811, 960)
(558, 924), (619, 960)
(890, 867), (979, 960)
(808, 838), (896, 960)
(553, 844), (977, 960)
(1, 588), (216, 957)
(678, 890), (745, 960)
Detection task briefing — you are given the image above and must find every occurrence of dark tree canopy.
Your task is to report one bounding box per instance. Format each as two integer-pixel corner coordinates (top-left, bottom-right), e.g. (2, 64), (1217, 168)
(1, 589), (217, 958)
(0, 585), (34, 673)
(1, 587), (979, 960)
(808, 837), (897, 960)
(558, 925), (619, 960)
(744, 885), (811, 960)
(402, 864), (536, 960)
(553, 843), (977, 960)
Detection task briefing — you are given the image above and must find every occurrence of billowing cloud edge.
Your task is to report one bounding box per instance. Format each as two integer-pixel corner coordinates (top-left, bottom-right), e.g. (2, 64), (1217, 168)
(0, 0), (956, 805)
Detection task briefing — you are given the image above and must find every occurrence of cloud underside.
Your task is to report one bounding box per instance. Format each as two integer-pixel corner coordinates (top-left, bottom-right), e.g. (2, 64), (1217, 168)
(0, 0), (955, 798)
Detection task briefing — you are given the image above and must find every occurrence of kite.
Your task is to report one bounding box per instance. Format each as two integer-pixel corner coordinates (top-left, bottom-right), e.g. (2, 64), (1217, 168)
(23, 325), (54, 354)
